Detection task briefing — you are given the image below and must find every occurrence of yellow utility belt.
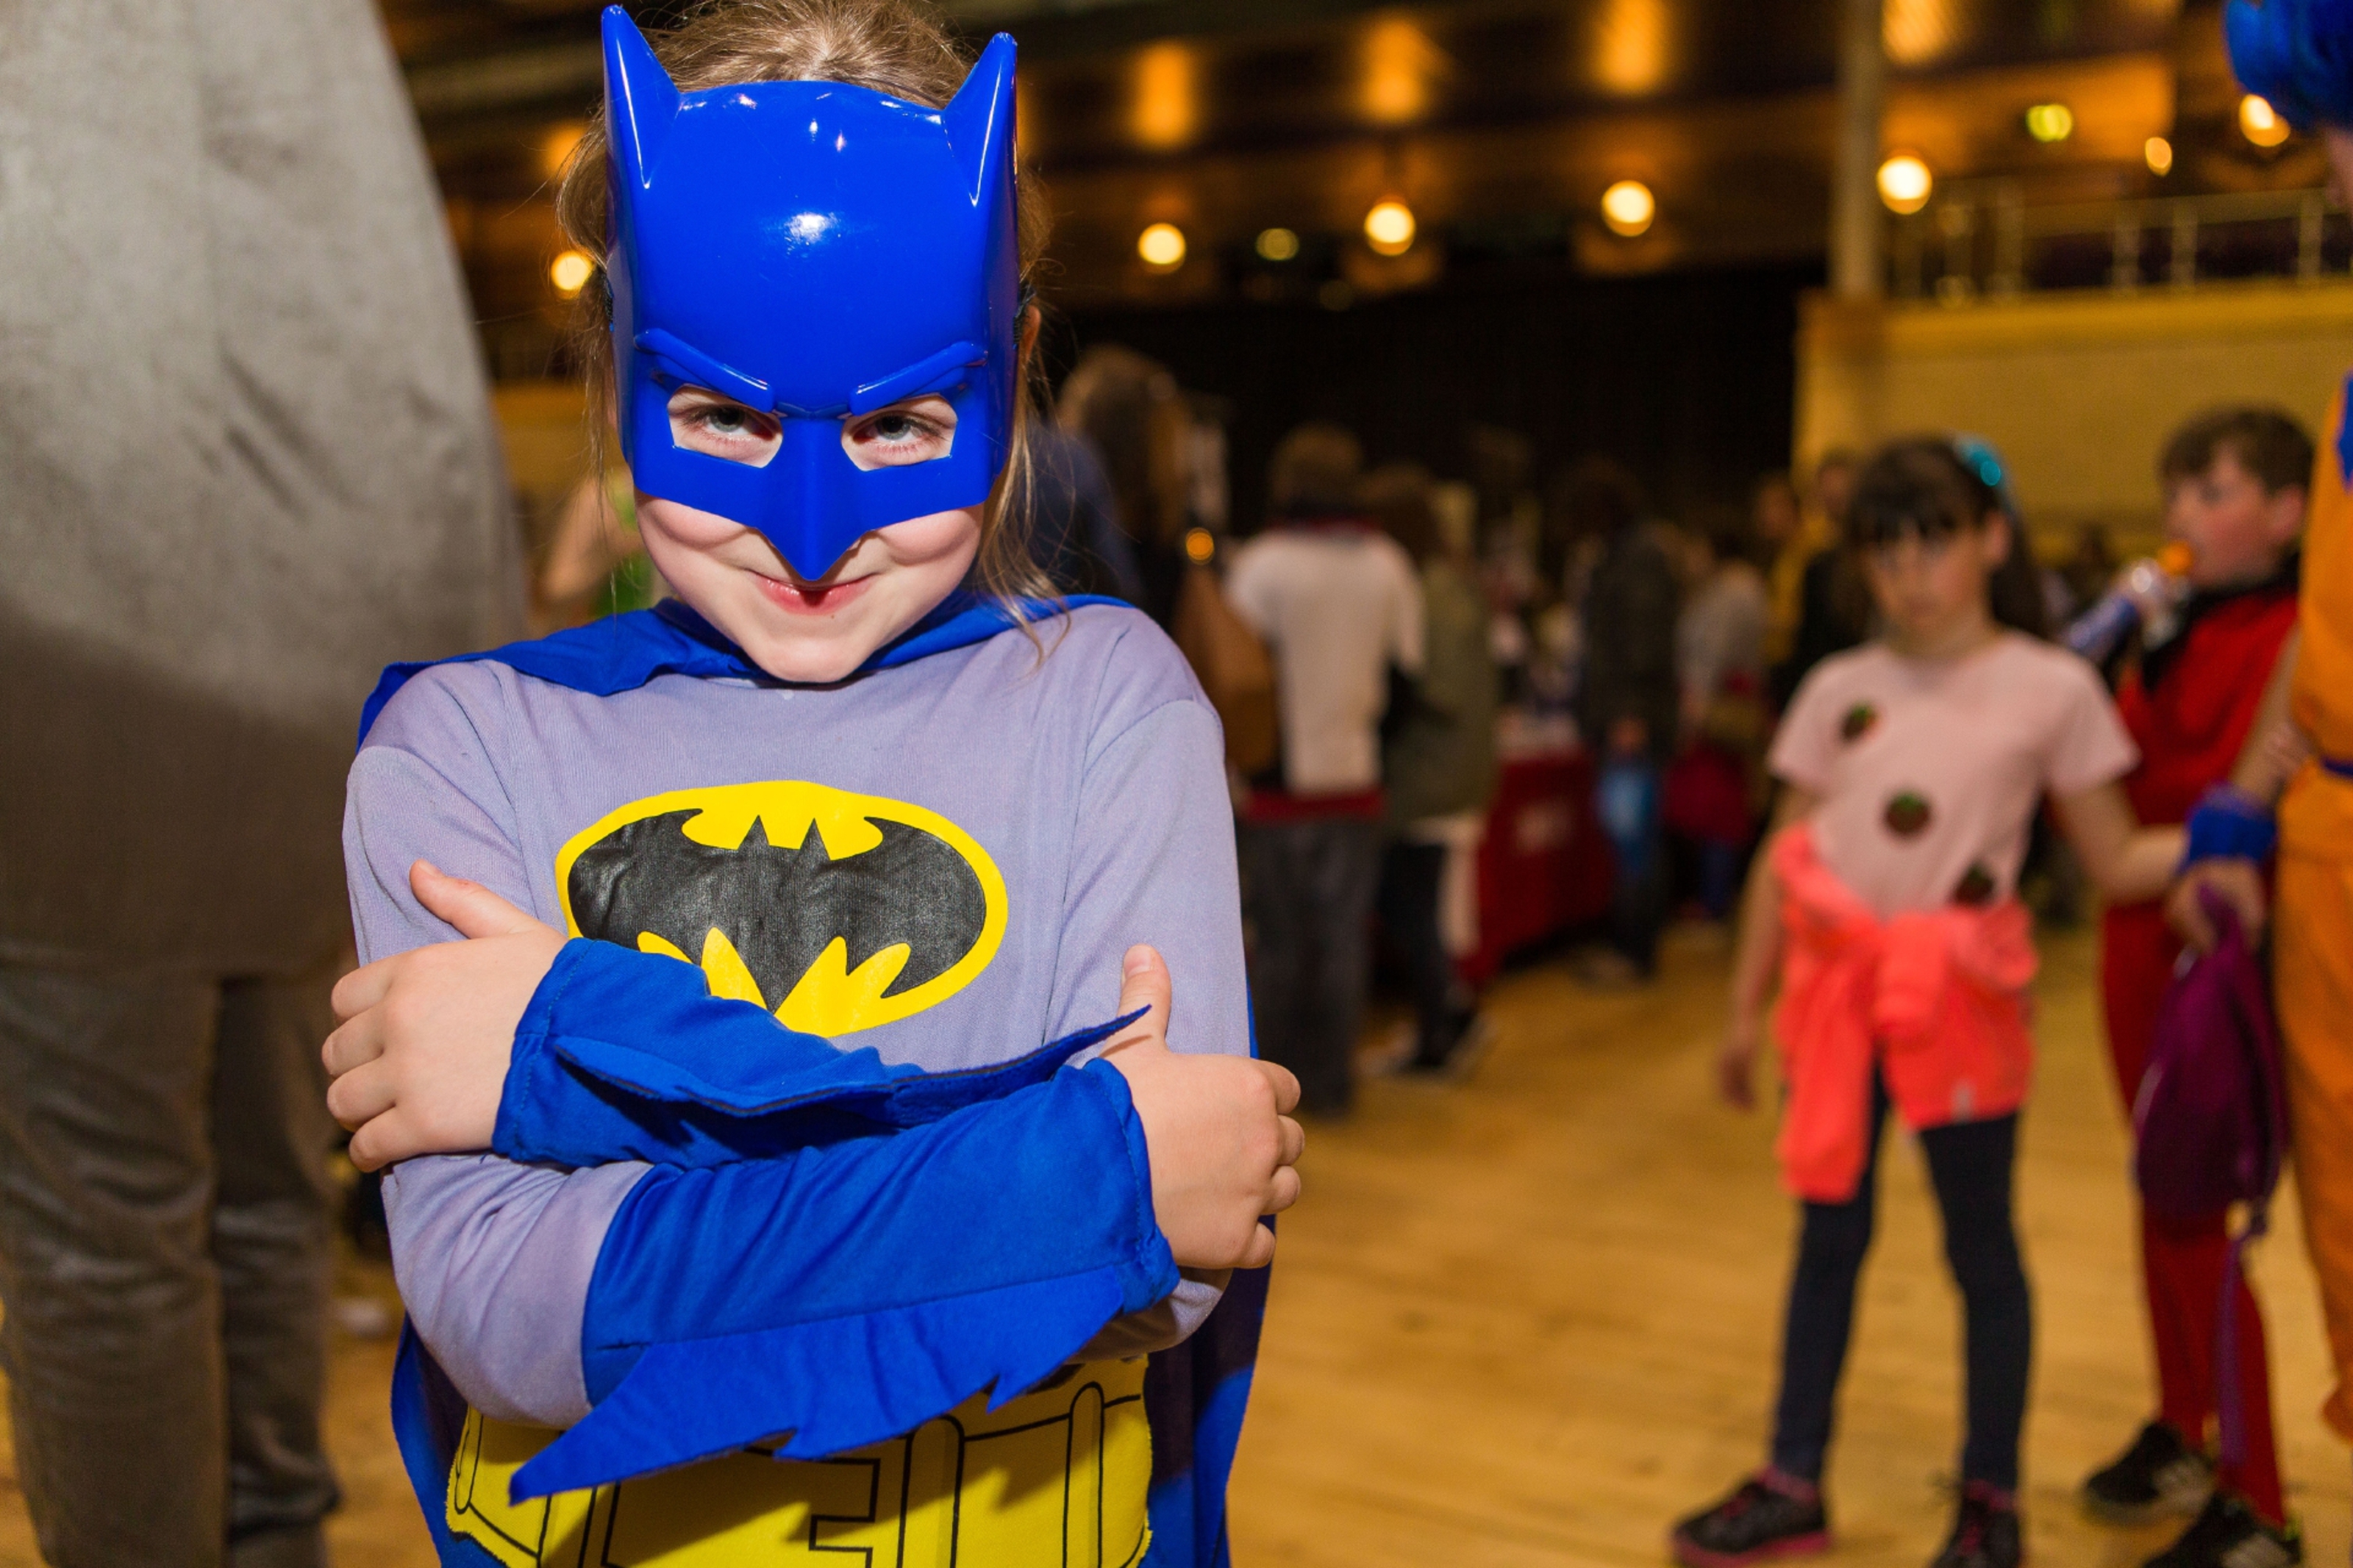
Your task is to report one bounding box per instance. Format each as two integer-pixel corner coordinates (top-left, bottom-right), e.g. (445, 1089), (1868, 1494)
(447, 1358), (1151, 1567)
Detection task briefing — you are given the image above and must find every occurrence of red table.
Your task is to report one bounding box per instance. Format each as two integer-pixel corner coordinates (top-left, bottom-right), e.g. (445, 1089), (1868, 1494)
(1462, 745), (1613, 985)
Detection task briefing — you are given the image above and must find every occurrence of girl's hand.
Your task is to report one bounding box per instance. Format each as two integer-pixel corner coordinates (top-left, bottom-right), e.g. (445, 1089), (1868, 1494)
(322, 862), (566, 1171)
(2165, 857), (2268, 953)
(1101, 945), (1303, 1271)
(1716, 1017), (1762, 1111)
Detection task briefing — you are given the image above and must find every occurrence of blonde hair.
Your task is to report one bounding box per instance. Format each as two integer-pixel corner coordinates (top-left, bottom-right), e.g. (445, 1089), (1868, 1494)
(555, 0), (1057, 606)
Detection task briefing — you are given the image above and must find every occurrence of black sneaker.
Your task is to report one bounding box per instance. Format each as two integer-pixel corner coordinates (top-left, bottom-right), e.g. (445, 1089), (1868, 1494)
(2083, 1421), (2215, 1524)
(1929, 1482), (2022, 1568)
(2143, 1494), (2302, 1568)
(1669, 1471), (1831, 1568)
(1406, 1012), (1494, 1081)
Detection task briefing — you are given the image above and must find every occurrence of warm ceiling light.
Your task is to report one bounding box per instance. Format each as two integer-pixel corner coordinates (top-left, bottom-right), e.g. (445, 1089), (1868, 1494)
(1883, 0), (1957, 66)
(549, 248), (595, 296)
(1363, 199), (1416, 256)
(1877, 153), (1934, 215)
(1600, 179), (1656, 237)
(2240, 93), (2290, 147)
(1592, 0), (1671, 96)
(2023, 102), (2074, 143)
(1131, 40), (1198, 151)
(2145, 135), (2174, 175)
(1137, 221), (1187, 270)
(1360, 15), (1440, 126)
(1256, 226), (1301, 262)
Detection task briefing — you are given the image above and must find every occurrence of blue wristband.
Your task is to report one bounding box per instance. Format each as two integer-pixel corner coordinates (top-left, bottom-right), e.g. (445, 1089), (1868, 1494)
(2180, 784), (2277, 870)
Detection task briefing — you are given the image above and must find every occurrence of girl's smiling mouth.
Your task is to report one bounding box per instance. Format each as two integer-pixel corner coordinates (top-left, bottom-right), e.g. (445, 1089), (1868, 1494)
(754, 571), (873, 615)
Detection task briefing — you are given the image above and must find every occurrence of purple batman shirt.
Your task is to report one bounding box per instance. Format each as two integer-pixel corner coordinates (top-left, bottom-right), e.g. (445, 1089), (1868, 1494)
(344, 602), (1247, 1426)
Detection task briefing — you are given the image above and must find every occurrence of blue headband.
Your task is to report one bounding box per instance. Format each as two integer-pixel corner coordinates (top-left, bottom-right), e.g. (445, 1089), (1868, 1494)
(1951, 433), (2023, 526)
(601, 7), (1021, 579)
(2225, 0), (2353, 131)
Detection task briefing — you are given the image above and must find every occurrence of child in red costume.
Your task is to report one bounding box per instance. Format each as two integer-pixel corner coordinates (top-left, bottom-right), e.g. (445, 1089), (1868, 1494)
(2082, 409), (2309, 1565)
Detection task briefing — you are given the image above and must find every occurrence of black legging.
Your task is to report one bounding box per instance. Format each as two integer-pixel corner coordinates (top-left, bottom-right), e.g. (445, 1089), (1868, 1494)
(1769, 1075), (2032, 1491)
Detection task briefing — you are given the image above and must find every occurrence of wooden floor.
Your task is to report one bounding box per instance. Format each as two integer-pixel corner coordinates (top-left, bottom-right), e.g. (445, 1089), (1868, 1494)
(1, 922), (2345, 1566)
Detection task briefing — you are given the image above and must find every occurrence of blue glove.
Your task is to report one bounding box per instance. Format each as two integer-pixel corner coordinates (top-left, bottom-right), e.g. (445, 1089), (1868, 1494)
(513, 1057), (1176, 1498)
(2180, 784), (2278, 870)
(493, 937), (1138, 1168)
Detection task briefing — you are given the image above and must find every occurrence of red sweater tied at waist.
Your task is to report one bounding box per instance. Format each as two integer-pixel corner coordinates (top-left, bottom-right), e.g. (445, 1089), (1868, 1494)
(1769, 822), (2040, 1203)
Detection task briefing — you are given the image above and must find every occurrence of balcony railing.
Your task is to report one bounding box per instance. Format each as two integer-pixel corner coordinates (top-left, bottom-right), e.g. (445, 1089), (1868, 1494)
(1890, 183), (2351, 303)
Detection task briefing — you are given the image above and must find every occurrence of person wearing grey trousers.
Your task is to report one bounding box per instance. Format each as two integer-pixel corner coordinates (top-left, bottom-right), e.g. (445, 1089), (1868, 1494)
(0, 1), (521, 1561)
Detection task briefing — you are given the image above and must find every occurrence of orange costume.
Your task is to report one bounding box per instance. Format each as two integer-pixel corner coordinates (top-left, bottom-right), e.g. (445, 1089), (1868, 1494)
(2275, 380), (2353, 1441)
(1770, 823), (2040, 1203)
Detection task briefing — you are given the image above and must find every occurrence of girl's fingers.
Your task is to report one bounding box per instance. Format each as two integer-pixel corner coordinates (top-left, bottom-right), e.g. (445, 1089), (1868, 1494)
(1235, 1223), (1277, 1270)
(325, 1059), (397, 1133)
(1275, 1114), (1306, 1168)
(321, 1011), (385, 1078)
(1264, 1164), (1302, 1215)
(1253, 1059), (1301, 1115)
(346, 1111), (412, 1174)
(410, 861), (547, 940)
(330, 955), (398, 1021)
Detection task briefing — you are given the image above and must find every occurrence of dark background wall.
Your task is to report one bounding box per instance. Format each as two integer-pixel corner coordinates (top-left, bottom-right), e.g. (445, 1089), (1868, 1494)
(1050, 260), (1821, 532)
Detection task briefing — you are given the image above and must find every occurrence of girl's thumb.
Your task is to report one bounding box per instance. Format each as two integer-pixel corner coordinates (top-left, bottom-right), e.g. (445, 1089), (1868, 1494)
(1115, 945), (1172, 1037)
(410, 861), (542, 940)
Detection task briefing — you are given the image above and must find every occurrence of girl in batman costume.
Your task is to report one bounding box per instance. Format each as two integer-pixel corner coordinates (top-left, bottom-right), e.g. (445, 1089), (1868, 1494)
(324, 4), (1302, 1563)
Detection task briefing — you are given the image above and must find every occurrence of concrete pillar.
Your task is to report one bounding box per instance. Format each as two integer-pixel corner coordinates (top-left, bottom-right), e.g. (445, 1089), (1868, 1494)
(1830, 0), (1886, 299)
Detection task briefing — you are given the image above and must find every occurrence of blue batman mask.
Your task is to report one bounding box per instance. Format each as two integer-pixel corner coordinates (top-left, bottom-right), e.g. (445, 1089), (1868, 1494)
(601, 7), (1021, 579)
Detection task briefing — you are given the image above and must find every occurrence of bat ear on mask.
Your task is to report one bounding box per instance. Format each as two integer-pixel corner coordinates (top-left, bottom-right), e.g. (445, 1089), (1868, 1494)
(941, 33), (1017, 206)
(603, 7), (681, 192)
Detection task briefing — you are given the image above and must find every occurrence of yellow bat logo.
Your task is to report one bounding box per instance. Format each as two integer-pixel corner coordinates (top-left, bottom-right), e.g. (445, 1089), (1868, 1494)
(554, 781), (1007, 1037)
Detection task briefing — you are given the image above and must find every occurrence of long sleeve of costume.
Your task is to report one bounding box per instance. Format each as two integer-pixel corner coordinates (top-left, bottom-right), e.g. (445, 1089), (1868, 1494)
(1045, 629), (1251, 1062)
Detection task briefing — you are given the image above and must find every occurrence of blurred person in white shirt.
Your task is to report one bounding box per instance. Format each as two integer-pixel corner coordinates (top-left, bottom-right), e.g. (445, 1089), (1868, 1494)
(1227, 424), (1424, 1115)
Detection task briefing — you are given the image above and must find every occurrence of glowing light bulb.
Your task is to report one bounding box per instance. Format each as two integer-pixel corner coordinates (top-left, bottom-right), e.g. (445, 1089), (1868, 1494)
(549, 248), (595, 297)
(1184, 527), (1215, 564)
(1255, 226), (1301, 262)
(1877, 154), (1933, 215)
(2240, 94), (2290, 148)
(1137, 222), (1187, 270)
(2024, 102), (2074, 143)
(2145, 135), (2174, 176)
(1363, 199), (1416, 257)
(1600, 179), (1655, 237)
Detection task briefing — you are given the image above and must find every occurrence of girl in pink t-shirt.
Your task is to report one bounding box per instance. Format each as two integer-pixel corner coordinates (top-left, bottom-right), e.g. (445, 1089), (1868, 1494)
(1671, 439), (2185, 1568)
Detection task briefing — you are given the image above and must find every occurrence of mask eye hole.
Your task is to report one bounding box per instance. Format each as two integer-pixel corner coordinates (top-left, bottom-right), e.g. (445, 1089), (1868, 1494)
(667, 388), (781, 468)
(842, 396), (957, 472)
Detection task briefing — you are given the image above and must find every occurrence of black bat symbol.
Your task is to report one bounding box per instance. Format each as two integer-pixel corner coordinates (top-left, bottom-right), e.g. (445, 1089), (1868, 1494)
(567, 809), (988, 1004)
